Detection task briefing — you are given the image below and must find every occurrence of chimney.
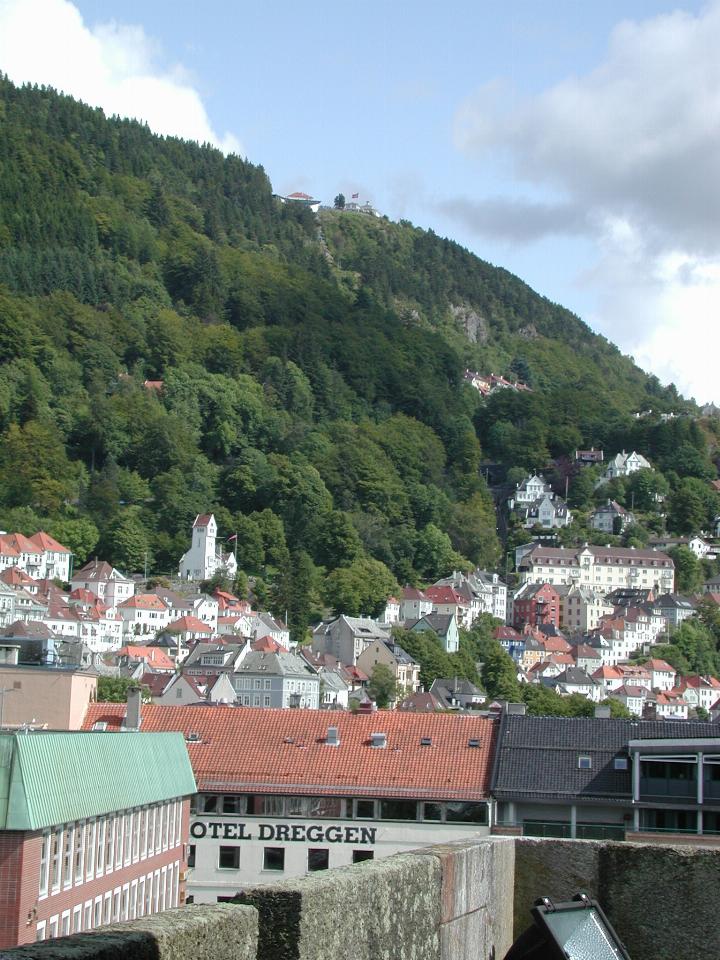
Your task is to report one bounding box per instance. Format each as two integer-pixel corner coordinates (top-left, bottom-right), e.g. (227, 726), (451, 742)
(594, 705), (611, 719)
(126, 686), (142, 730)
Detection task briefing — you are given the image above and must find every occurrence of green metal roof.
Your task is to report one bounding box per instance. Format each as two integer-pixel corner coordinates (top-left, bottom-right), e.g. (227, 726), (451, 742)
(0, 732), (196, 831)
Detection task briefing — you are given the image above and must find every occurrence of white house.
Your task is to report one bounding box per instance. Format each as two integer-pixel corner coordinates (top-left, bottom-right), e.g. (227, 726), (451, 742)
(642, 658), (677, 692)
(71, 559), (135, 610)
(602, 451), (652, 482)
(400, 587), (433, 622)
(118, 594), (171, 639)
(178, 514), (237, 582)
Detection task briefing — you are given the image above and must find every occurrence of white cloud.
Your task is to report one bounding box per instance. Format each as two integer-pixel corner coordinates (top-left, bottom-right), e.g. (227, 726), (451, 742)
(0, 0), (243, 155)
(450, 2), (720, 402)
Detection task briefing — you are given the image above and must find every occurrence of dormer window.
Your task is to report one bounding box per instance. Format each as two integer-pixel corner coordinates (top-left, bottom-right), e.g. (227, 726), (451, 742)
(578, 756), (592, 770)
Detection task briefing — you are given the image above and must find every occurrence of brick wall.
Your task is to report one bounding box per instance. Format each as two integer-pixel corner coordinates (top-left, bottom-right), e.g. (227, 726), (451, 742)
(1, 799), (190, 948)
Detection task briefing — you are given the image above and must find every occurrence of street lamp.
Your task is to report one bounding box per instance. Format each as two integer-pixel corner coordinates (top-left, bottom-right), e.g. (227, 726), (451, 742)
(503, 893), (631, 960)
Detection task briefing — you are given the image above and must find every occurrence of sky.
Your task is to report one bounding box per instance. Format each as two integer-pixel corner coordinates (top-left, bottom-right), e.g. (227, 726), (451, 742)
(0, 0), (717, 405)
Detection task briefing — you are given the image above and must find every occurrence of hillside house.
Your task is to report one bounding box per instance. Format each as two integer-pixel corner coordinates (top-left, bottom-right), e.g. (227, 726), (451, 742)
(407, 612), (459, 653)
(356, 638), (421, 695)
(71, 559), (135, 609)
(590, 500), (635, 534)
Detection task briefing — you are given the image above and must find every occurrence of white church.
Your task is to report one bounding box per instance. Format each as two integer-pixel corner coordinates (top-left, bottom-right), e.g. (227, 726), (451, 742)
(178, 514), (238, 582)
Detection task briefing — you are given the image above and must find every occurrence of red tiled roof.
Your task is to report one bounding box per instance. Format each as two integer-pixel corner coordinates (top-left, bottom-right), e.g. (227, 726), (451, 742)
(0, 537), (20, 558)
(143, 380), (164, 391)
(119, 594), (168, 611)
(193, 514), (213, 528)
(165, 615), (212, 634)
(82, 705), (497, 800)
(424, 586), (468, 606)
(5, 533), (39, 554)
(494, 626), (521, 641)
(116, 646), (175, 670)
(643, 659), (675, 672)
(402, 586), (428, 601)
(30, 531), (71, 553)
(0, 567), (35, 586)
(252, 635), (282, 652)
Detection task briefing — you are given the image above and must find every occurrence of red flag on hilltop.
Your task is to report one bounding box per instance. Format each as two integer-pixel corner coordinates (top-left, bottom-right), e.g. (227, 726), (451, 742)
(227, 534), (237, 541)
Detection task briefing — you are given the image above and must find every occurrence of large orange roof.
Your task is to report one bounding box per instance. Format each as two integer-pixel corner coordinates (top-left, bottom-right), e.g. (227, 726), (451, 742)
(83, 705), (497, 801)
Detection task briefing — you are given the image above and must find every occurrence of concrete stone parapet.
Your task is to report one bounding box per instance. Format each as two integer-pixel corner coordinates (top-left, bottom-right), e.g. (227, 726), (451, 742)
(3, 838), (720, 960)
(237, 851), (444, 960)
(413, 838), (515, 960)
(513, 838), (720, 960)
(0, 904), (258, 960)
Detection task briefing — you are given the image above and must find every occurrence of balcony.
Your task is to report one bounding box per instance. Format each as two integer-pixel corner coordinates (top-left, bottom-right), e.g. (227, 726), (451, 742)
(7, 837), (720, 960)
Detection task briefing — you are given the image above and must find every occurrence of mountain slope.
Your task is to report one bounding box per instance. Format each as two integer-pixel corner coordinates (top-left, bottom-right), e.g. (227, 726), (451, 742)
(0, 77), (700, 638)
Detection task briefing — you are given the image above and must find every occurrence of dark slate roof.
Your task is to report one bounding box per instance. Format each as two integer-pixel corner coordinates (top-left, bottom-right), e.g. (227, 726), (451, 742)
(492, 715), (720, 803)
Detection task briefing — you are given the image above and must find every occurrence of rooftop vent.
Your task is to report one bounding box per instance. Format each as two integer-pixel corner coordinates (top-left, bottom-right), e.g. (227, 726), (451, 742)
(326, 726), (340, 747)
(468, 738), (481, 748)
(420, 736), (432, 746)
(186, 731), (201, 742)
(370, 732), (387, 749)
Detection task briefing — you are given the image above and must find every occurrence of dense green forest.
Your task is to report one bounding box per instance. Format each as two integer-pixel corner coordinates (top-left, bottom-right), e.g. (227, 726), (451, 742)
(0, 77), (714, 642)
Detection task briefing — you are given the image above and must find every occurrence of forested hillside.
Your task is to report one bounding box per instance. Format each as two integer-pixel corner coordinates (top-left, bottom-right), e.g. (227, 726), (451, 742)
(0, 77), (707, 640)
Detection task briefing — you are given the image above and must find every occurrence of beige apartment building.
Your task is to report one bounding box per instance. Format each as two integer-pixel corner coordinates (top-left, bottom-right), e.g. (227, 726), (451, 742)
(557, 584), (615, 633)
(0, 645), (97, 729)
(518, 544), (674, 594)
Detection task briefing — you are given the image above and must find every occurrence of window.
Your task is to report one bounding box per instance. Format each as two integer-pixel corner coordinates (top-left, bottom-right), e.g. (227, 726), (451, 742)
(218, 846), (240, 869)
(307, 848), (329, 872)
(74, 821), (85, 882)
(578, 756), (592, 770)
(36, 921), (46, 942)
(263, 695), (271, 706)
(222, 795), (243, 815)
(72, 904), (82, 933)
(61, 910), (70, 936)
(445, 802), (488, 824)
(63, 826), (73, 887)
(263, 847), (285, 871)
(422, 803), (442, 822)
(354, 799), (376, 820)
(251, 795), (285, 816)
(84, 901), (92, 930)
(97, 819), (106, 874)
(50, 829), (62, 892)
(39, 832), (51, 897)
(188, 844), (196, 868)
(85, 820), (96, 880)
(353, 850), (374, 863)
(201, 794), (218, 813)
(148, 808), (155, 853)
(48, 916), (59, 939)
(106, 817), (115, 872)
(137, 879), (145, 918)
(140, 809), (147, 859)
(614, 757), (629, 770)
(379, 799), (417, 821)
(103, 892), (112, 924)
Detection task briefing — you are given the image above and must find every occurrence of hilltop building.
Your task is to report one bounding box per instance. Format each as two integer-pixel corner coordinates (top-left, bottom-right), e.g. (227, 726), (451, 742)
(178, 514), (237, 583)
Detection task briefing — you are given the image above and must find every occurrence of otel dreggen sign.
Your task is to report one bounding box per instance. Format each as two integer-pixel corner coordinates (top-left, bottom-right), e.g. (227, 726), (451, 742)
(190, 820), (377, 845)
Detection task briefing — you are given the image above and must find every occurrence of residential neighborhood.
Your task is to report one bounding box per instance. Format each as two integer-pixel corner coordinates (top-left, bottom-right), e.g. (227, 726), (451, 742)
(3, 498), (720, 727)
